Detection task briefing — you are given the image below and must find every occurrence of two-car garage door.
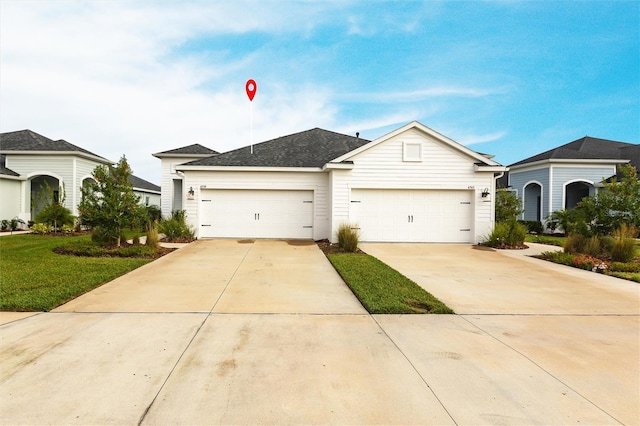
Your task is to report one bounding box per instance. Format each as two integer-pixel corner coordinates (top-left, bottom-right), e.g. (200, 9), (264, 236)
(199, 189), (313, 239)
(350, 189), (473, 243)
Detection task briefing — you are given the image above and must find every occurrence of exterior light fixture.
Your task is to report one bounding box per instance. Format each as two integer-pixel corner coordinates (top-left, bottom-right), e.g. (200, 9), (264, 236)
(481, 188), (490, 198)
(187, 186), (195, 200)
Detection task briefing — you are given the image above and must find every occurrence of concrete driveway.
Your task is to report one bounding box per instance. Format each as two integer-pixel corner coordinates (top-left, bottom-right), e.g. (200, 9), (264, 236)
(363, 243), (640, 425)
(1, 240), (638, 425)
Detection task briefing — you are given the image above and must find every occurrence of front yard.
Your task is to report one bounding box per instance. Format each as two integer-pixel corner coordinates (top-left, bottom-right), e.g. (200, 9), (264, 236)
(0, 234), (153, 311)
(526, 235), (640, 283)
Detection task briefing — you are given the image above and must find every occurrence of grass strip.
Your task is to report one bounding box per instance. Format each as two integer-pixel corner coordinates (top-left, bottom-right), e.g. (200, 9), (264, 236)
(327, 253), (453, 314)
(0, 235), (152, 311)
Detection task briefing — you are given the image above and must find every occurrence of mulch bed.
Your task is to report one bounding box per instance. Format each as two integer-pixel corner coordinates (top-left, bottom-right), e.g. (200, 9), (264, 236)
(316, 239), (365, 255)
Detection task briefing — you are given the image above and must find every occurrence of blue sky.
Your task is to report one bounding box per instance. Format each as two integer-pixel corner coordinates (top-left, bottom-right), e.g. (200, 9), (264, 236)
(1, 1), (638, 183)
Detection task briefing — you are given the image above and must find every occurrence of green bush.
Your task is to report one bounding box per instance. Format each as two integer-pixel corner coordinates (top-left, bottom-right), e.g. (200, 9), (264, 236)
(146, 221), (159, 249)
(91, 226), (125, 246)
(609, 262), (640, 273)
(537, 250), (577, 266)
(31, 222), (52, 234)
(337, 223), (359, 252)
(519, 220), (543, 234)
(158, 210), (194, 241)
(610, 224), (637, 263)
(484, 220), (527, 248)
(34, 203), (75, 230)
(56, 241), (159, 258)
(584, 236), (603, 257)
(564, 233), (586, 254)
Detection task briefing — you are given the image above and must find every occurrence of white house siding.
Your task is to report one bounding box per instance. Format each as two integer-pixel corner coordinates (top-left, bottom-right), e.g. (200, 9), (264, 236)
(331, 128), (497, 243)
(181, 170), (329, 240)
(6, 155), (105, 218)
(134, 191), (161, 207)
(509, 167), (550, 220)
(551, 165), (616, 211)
(0, 178), (22, 220)
(158, 157), (202, 219)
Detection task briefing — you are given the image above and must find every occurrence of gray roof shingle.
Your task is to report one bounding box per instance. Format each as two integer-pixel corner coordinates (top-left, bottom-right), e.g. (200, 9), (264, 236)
(129, 175), (161, 192)
(154, 144), (219, 156)
(184, 128), (369, 168)
(510, 136), (637, 167)
(0, 130), (109, 162)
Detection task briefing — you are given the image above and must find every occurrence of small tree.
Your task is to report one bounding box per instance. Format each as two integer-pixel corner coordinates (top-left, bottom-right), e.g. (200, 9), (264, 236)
(495, 190), (524, 222)
(78, 156), (140, 247)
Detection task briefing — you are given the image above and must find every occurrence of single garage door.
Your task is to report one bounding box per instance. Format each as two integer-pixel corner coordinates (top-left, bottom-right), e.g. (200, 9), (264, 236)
(199, 189), (313, 239)
(350, 189), (473, 243)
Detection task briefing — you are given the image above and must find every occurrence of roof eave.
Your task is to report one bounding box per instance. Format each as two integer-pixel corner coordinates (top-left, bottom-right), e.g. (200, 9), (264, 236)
(510, 158), (629, 169)
(0, 173), (26, 180)
(133, 187), (161, 194)
(177, 165), (323, 173)
(1, 150), (113, 164)
(475, 165), (508, 172)
(322, 162), (355, 170)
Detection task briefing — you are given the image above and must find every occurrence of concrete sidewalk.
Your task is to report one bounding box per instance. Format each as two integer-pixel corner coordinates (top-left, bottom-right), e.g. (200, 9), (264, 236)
(1, 240), (637, 424)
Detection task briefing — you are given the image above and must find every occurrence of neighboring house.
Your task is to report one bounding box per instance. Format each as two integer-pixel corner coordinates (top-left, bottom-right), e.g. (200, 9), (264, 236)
(0, 130), (161, 222)
(504, 136), (639, 223)
(159, 121), (506, 243)
(152, 144), (220, 219)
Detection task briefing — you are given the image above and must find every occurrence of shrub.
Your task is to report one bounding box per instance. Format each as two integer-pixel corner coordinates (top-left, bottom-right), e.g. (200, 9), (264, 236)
(31, 223), (53, 234)
(61, 224), (75, 234)
(484, 220), (526, 248)
(337, 223), (359, 252)
(35, 203), (75, 230)
(495, 190), (523, 222)
(91, 226), (125, 246)
(584, 236), (603, 257)
(158, 210), (194, 241)
(609, 262), (640, 273)
(146, 221), (159, 249)
(610, 224), (637, 263)
(537, 250), (577, 266)
(519, 220), (543, 234)
(564, 233), (586, 254)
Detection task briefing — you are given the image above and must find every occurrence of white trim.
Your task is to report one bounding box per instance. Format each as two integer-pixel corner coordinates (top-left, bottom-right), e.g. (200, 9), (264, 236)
(510, 158), (627, 172)
(331, 121), (502, 166)
(475, 164), (508, 172)
(177, 165), (322, 173)
(562, 179), (595, 210)
(548, 167), (554, 216)
(322, 162), (354, 170)
(522, 180), (544, 221)
(403, 141), (422, 162)
(0, 174), (25, 181)
(0, 150), (112, 165)
(25, 171), (64, 181)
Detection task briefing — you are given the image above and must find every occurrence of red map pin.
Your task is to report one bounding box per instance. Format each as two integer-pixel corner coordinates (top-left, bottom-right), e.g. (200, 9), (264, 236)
(246, 79), (257, 101)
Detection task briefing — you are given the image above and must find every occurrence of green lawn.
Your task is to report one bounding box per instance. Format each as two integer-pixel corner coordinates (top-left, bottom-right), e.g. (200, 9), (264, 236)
(525, 234), (566, 246)
(327, 253), (453, 314)
(0, 234), (152, 311)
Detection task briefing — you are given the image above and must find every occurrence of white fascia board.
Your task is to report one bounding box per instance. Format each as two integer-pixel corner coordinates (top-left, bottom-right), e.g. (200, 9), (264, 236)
(176, 165), (323, 173)
(322, 162), (354, 170)
(0, 174), (26, 181)
(1, 150), (113, 165)
(330, 121), (502, 166)
(133, 187), (161, 195)
(510, 158), (627, 171)
(475, 165), (508, 172)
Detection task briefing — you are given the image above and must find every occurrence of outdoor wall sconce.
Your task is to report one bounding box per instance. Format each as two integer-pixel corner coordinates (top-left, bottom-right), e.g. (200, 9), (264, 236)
(187, 186), (195, 200)
(481, 188), (490, 198)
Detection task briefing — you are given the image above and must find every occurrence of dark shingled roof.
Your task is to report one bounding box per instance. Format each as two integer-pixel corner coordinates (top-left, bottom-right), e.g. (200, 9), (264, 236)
(0, 130), (109, 161)
(154, 144), (219, 156)
(0, 155), (20, 177)
(184, 128), (370, 168)
(510, 136), (637, 167)
(129, 175), (160, 192)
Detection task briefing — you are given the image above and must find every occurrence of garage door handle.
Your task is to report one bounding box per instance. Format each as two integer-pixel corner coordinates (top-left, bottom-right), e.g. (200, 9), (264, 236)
(408, 215), (414, 223)
(255, 213), (260, 220)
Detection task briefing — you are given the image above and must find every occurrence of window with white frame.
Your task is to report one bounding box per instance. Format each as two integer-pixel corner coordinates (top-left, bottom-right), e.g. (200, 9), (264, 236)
(403, 141), (422, 162)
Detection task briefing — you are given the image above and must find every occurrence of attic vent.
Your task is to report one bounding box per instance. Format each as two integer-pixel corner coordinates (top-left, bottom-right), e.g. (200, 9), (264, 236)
(403, 142), (422, 162)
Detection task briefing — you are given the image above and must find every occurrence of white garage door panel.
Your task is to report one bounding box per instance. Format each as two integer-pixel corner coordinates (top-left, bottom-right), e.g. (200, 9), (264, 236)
(350, 189), (473, 243)
(200, 190), (313, 239)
